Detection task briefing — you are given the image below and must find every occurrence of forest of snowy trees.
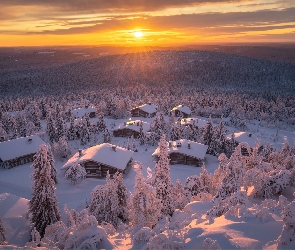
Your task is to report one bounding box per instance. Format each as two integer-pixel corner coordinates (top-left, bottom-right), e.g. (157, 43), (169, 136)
(0, 49), (295, 249)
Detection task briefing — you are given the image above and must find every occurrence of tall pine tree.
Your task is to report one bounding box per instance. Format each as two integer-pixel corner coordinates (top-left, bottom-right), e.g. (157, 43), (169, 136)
(29, 144), (61, 237)
(150, 134), (175, 216)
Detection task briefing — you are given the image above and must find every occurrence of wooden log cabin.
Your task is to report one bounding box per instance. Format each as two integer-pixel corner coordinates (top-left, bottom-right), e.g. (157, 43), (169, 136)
(131, 103), (158, 118)
(113, 120), (151, 138)
(170, 105), (192, 118)
(62, 143), (134, 178)
(152, 139), (208, 167)
(0, 135), (45, 169)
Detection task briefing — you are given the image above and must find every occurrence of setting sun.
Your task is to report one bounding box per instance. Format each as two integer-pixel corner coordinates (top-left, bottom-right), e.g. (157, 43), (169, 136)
(134, 31), (143, 38)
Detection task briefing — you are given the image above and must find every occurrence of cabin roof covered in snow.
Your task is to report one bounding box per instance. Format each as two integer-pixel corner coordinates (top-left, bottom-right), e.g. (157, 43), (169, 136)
(152, 139), (208, 160)
(171, 105), (191, 115)
(113, 120), (150, 133)
(72, 107), (96, 118)
(180, 118), (207, 127)
(0, 135), (45, 161)
(62, 143), (134, 171)
(132, 103), (158, 114)
(228, 132), (262, 148)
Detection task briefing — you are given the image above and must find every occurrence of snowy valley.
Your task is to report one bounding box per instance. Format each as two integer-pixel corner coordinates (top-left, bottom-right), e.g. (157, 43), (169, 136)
(0, 49), (295, 249)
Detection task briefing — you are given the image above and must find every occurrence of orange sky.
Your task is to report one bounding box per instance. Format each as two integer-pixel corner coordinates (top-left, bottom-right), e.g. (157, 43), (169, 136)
(1, 0), (295, 46)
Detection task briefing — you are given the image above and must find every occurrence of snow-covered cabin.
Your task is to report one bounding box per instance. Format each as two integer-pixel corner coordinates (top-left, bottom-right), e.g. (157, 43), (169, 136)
(131, 103), (158, 118)
(227, 132), (263, 156)
(62, 143), (134, 178)
(113, 120), (150, 138)
(180, 118), (207, 128)
(0, 135), (45, 169)
(152, 139), (208, 167)
(71, 106), (96, 118)
(171, 105), (191, 118)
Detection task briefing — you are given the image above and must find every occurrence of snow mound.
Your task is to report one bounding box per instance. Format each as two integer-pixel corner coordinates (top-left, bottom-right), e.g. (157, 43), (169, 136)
(0, 193), (31, 247)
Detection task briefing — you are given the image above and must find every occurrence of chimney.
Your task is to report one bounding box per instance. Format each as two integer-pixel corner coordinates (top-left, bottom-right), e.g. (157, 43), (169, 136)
(249, 133), (252, 137)
(27, 138), (33, 144)
(78, 149), (83, 157)
(148, 102), (151, 105)
(111, 145), (117, 152)
(188, 142), (191, 149)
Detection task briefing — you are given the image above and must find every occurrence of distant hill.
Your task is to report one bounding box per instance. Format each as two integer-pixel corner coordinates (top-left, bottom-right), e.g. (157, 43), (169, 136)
(0, 49), (294, 97)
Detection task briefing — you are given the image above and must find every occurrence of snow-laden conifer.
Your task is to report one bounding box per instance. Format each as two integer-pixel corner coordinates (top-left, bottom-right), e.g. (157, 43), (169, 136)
(129, 167), (162, 231)
(89, 172), (128, 227)
(174, 179), (187, 210)
(149, 134), (175, 216)
(65, 162), (87, 185)
(203, 116), (214, 149)
(214, 143), (247, 200)
(29, 144), (61, 237)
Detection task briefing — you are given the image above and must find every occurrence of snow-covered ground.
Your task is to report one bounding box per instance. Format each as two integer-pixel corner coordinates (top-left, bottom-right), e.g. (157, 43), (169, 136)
(0, 116), (295, 249)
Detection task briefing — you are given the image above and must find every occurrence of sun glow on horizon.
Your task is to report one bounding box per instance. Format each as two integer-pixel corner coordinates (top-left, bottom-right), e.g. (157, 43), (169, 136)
(134, 31), (143, 38)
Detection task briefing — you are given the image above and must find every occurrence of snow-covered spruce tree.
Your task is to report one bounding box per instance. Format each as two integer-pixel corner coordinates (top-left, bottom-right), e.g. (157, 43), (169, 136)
(96, 113), (107, 133)
(129, 167), (162, 231)
(65, 162), (87, 185)
(226, 131), (236, 157)
(149, 134), (175, 216)
(170, 122), (181, 141)
(270, 142), (295, 170)
(46, 113), (56, 142)
(138, 121), (145, 145)
(216, 117), (227, 155)
(0, 122), (7, 142)
(67, 116), (77, 141)
(203, 116), (214, 150)
(89, 172), (128, 227)
(47, 145), (58, 184)
(19, 116), (28, 137)
(55, 115), (67, 141)
(29, 144), (61, 237)
(174, 179), (187, 210)
(42, 208), (105, 249)
(277, 200), (295, 246)
(54, 135), (71, 159)
(214, 143), (247, 200)
(151, 112), (167, 140)
(103, 128), (111, 143)
(199, 163), (213, 194)
(212, 153), (229, 195)
(0, 216), (5, 244)
(79, 117), (91, 145)
(184, 175), (202, 202)
(113, 172), (129, 223)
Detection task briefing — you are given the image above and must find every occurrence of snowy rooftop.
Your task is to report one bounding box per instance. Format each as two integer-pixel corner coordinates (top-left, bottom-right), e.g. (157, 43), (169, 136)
(71, 107), (96, 118)
(180, 117), (207, 127)
(132, 103), (158, 114)
(113, 120), (150, 133)
(0, 135), (45, 162)
(228, 132), (262, 148)
(171, 105), (192, 115)
(152, 139), (208, 160)
(62, 143), (134, 171)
